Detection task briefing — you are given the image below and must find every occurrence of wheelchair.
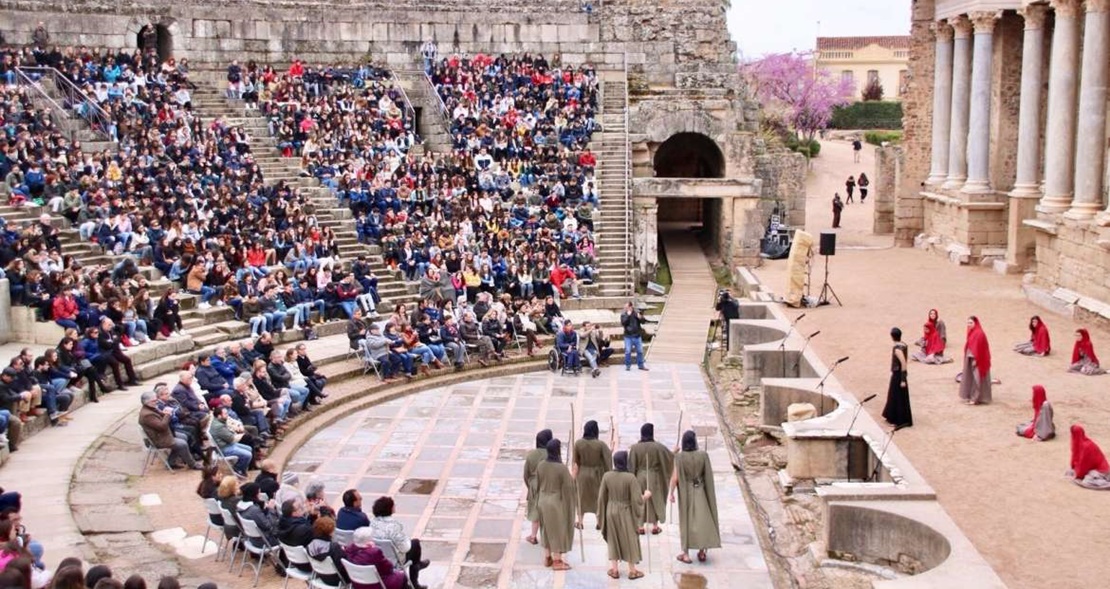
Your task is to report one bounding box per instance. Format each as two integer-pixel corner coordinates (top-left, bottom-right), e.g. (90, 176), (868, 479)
(548, 347), (582, 376)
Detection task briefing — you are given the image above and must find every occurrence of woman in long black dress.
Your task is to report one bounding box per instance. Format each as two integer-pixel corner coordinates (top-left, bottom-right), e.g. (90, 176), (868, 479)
(881, 327), (912, 427)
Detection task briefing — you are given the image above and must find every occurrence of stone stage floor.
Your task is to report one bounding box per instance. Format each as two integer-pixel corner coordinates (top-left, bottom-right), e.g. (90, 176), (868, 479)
(286, 363), (774, 589)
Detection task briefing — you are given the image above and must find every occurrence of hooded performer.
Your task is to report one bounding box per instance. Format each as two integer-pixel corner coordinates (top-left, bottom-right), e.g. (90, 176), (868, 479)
(1015, 385), (1055, 441)
(571, 419), (612, 529)
(669, 430), (721, 564)
(523, 429), (553, 545)
(628, 423), (673, 534)
(959, 316), (992, 405)
(536, 439), (577, 570)
(597, 451), (650, 580)
(1069, 329), (1106, 375)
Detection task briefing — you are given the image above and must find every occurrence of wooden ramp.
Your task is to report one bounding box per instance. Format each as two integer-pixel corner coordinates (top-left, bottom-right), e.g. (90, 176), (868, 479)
(647, 230), (718, 364)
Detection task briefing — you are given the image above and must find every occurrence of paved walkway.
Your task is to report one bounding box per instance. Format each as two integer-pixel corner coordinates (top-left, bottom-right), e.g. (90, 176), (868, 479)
(648, 230), (718, 364)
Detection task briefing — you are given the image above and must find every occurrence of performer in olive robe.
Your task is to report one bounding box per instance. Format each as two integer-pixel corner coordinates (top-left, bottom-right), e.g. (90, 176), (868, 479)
(572, 419), (612, 530)
(523, 429), (553, 545)
(598, 451), (650, 580)
(628, 423), (673, 534)
(536, 438), (577, 570)
(669, 430), (721, 563)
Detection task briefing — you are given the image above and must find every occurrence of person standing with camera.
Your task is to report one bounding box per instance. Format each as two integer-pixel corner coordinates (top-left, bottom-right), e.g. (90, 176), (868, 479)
(621, 302), (648, 371)
(715, 291), (740, 351)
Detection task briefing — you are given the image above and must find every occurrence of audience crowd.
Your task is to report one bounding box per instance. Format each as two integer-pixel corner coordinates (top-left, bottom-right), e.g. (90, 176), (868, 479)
(0, 38), (615, 589)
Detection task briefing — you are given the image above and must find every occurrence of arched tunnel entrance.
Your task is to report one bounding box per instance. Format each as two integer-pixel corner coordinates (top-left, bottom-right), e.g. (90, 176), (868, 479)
(653, 133), (726, 228)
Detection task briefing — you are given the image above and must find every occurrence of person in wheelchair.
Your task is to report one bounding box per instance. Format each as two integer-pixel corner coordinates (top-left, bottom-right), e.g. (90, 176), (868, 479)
(555, 321), (582, 373)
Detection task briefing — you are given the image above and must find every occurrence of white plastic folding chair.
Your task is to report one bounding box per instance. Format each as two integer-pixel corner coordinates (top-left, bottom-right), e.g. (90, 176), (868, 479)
(140, 430), (174, 475)
(202, 498), (230, 561)
(340, 558), (383, 587)
(279, 543), (316, 589)
(308, 555), (348, 589)
(373, 537), (414, 588)
(332, 529), (354, 547)
(218, 506), (243, 572)
(237, 518), (282, 587)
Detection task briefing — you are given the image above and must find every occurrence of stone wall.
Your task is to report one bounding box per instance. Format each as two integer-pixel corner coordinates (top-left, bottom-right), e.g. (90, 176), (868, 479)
(0, 0), (739, 88)
(895, 0), (937, 246)
(873, 145), (902, 235)
(988, 12), (1022, 193)
(1033, 221), (1110, 304)
(753, 149), (806, 229)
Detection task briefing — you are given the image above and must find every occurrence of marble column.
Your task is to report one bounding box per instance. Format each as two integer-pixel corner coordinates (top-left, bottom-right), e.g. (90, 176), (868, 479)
(1069, 0), (1110, 220)
(1039, 0), (1083, 213)
(926, 21), (954, 185)
(943, 16), (973, 190)
(1010, 4), (1048, 198)
(962, 11), (1001, 194)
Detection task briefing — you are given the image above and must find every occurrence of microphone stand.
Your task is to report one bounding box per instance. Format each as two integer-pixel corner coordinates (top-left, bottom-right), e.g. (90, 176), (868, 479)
(792, 330), (820, 376)
(867, 423), (907, 482)
(816, 356), (849, 415)
(845, 393), (876, 482)
(778, 313), (806, 378)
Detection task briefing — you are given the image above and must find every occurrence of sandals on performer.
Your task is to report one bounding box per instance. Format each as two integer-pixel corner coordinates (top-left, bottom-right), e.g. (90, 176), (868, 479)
(651, 526), (662, 535)
(636, 527), (645, 535)
(544, 556), (553, 567)
(574, 521), (584, 530)
(552, 561), (572, 571)
(676, 553), (693, 564)
(526, 536), (538, 545)
(607, 570), (620, 579)
(627, 571), (645, 580)
(697, 549), (707, 562)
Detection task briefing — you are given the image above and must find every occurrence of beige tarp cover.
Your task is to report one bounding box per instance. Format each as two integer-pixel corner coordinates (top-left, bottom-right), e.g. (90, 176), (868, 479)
(784, 230), (813, 307)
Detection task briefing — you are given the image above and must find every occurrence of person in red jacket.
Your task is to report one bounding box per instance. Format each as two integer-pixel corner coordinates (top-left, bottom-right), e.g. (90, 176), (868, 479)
(288, 59), (304, 78)
(577, 149), (596, 170)
(52, 291), (79, 330)
(336, 276), (360, 319)
(550, 264), (580, 302)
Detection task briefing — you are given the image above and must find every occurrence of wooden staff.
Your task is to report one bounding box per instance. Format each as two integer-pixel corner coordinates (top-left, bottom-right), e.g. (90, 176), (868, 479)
(670, 410), (683, 525)
(644, 465), (653, 573)
(570, 403), (584, 563)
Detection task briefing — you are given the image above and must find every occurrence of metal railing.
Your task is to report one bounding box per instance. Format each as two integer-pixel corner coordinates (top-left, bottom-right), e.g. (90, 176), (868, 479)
(621, 54), (632, 289)
(387, 69), (417, 130)
(423, 70), (451, 121)
(15, 66), (114, 142)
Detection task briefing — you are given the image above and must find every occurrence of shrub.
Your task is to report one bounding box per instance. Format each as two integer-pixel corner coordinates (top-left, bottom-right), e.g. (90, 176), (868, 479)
(864, 130), (903, 146)
(829, 101), (903, 129)
(861, 78), (885, 101)
(783, 135), (821, 158)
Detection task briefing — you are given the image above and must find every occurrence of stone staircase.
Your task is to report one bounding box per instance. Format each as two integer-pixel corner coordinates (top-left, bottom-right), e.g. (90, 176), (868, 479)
(187, 84), (420, 309)
(593, 79), (635, 297)
(394, 68), (454, 154)
(14, 69), (115, 151)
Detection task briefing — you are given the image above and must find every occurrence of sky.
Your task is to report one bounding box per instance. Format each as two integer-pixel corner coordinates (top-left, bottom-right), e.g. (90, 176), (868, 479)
(727, 0), (911, 60)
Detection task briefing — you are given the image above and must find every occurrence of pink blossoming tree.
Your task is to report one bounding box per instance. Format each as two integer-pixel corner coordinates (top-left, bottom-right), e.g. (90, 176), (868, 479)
(742, 51), (855, 143)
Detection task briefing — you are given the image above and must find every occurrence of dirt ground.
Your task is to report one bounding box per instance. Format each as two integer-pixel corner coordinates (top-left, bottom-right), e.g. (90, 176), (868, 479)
(746, 139), (1110, 589)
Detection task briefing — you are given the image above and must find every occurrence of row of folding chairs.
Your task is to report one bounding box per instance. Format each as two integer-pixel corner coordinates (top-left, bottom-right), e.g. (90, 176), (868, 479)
(202, 498), (413, 588)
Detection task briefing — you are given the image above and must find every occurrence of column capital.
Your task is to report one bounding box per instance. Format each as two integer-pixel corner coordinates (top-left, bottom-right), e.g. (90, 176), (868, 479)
(1019, 4), (1049, 29)
(1087, 0), (1110, 13)
(934, 20), (954, 42)
(1049, 0), (1083, 18)
(950, 15), (973, 38)
(970, 10), (1003, 34)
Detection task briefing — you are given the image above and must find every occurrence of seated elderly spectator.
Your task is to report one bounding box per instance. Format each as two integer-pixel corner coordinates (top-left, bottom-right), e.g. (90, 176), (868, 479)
(237, 482), (280, 547)
(209, 405), (252, 476)
(368, 496), (430, 589)
(343, 527), (408, 589)
(138, 389), (201, 470)
(336, 489), (371, 531)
